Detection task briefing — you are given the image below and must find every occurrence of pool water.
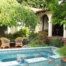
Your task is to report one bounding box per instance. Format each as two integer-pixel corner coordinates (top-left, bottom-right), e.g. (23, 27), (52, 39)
(1, 51), (54, 62)
(0, 47), (63, 66)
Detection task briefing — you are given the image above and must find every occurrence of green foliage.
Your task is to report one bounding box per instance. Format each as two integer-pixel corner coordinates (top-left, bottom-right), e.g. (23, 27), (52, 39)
(52, 3), (66, 25)
(56, 46), (66, 56)
(28, 37), (48, 47)
(29, 32), (38, 39)
(38, 30), (48, 36)
(28, 42), (47, 47)
(17, 0), (66, 25)
(0, 0), (39, 29)
(17, 0), (46, 8)
(50, 38), (64, 47)
(13, 27), (30, 38)
(45, 0), (66, 25)
(29, 30), (47, 42)
(28, 31), (48, 47)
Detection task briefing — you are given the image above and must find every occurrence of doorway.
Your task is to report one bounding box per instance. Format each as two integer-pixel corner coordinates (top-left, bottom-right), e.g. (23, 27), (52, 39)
(52, 24), (63, 36)
(42, 15), (48, 32)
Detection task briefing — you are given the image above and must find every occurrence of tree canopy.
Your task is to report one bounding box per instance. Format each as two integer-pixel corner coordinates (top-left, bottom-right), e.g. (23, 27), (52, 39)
(17, 0), (46, 8)
(0, 0), (39, 29)
(0, 0), (66, 29)
(17, 0), (66, 25)
(46, 0), (66, 25)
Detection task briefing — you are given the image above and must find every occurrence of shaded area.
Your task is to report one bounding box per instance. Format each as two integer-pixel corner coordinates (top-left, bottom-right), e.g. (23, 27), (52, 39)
(53, 24), (63, 36)
(0, 26), (7, 36)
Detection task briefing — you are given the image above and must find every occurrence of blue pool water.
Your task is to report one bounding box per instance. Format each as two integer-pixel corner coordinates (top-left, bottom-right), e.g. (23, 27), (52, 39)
(0, 47), (64, 66)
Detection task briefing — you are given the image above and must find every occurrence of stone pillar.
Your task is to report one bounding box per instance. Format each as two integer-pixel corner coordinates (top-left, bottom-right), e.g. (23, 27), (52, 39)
(48, 21), (52, 37)
(63, 25), (66, 38)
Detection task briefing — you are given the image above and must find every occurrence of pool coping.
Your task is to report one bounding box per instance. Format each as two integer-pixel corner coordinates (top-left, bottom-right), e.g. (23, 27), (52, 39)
(0, 46), (56, 51)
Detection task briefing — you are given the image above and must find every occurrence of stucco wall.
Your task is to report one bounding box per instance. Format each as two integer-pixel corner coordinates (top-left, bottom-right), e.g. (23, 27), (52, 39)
(5, 26), (17, 34)
(35, 11), (52, 32)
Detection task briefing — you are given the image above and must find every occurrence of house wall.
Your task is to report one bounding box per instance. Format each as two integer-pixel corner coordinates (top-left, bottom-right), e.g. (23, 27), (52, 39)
(5, 22), (25, 34)
(5, 26), (17, 34)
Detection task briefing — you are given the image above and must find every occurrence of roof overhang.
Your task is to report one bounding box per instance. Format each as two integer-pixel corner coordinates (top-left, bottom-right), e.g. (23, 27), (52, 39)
(24, 6), (49, 14)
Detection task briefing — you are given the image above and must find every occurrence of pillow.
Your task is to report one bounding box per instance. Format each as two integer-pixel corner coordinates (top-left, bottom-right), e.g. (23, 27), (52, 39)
(16, 41), (22, 43)
(4, 41), (9, 43)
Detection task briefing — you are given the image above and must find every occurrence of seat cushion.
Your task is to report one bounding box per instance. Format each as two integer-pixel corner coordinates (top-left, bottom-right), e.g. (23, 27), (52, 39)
(4, 41), (9, 43)
(16, 41), (22, 43)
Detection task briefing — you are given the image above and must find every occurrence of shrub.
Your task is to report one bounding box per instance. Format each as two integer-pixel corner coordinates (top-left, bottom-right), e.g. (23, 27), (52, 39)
(38, 30), (48, 37)
(28, 36), (48, 47)
(13, 27), (30, 38)
(44, 39), (50, 46)
(56, 46), (66, 56)
(29, 32), (38, 39)
(28, 41), (48, 47)
(23, 38), (30, 45)
(28, 30), (48, 47)
(50, 38), (64, 47)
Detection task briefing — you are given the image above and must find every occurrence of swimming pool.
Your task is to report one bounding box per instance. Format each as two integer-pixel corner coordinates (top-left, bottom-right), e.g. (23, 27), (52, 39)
(0, 47), (63, 66)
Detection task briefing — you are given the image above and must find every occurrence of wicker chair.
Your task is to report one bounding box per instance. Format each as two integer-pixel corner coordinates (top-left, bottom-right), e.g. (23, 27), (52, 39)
(0, 37), (10, 48)
(15, 37), (24, 47)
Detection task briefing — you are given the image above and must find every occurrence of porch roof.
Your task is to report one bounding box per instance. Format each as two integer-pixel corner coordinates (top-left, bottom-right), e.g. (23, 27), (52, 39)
(30, 8), (49, 14)
(25, 7), (49, 14)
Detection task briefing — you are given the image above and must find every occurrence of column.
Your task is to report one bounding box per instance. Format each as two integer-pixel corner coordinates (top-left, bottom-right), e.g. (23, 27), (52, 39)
(63, 25), (66, 38)
(48, 21), (52, 37)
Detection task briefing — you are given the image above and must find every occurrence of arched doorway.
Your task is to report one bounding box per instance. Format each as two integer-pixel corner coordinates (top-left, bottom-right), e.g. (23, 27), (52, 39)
(52, 24), (63, 36)
(42, 15), (49, 32)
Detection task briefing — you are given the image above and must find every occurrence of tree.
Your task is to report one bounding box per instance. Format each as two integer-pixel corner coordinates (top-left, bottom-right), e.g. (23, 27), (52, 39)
(45, 0), (66, 25)
(17, 0), (66, 25)
(17, 0), (46, 8)
(0, 0), (39, 29)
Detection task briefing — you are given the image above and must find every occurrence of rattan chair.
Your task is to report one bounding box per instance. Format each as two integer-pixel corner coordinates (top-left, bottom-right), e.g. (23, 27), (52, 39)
(15, 37), (24, 47)
(0, 37), (10, 48)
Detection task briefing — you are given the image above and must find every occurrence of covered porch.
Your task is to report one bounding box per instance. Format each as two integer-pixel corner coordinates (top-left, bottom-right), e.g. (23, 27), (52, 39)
(35, 9), (66, 39)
